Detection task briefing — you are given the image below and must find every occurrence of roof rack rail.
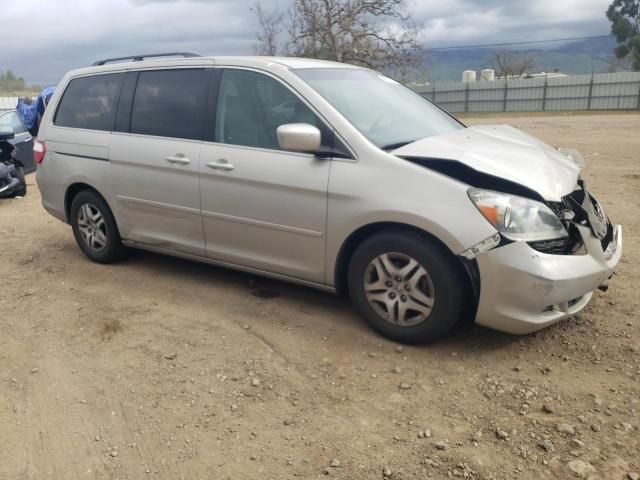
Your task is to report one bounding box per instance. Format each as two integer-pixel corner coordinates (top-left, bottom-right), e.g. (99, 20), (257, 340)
(93, 52), (202, 66)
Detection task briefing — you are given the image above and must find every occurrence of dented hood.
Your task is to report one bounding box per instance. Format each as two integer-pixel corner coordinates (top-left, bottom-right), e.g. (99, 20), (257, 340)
(391, 124), (581, 202)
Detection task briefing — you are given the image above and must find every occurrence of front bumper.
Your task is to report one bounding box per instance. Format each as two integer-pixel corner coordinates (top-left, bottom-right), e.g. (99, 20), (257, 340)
(474, 223), (622, 334)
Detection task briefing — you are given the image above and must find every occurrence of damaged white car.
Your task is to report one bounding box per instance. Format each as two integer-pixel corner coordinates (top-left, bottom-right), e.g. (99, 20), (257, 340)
(36, 55), (622, 343)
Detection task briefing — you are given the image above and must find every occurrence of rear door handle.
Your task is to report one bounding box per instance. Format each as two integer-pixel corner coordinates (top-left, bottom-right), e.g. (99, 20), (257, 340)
(165, 154), (190, 165)
(206, 159), (234, 171)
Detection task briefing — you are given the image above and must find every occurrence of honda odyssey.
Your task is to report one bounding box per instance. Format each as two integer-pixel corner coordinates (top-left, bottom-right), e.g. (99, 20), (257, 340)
(35, 53), (622, 343)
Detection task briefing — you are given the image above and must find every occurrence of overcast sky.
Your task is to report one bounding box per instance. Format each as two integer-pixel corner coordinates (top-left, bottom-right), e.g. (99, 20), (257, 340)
(1, 0), (612, 86)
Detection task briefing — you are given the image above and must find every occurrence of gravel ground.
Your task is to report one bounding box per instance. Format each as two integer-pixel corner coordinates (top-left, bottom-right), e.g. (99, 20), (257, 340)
(1, 112), (639, 480)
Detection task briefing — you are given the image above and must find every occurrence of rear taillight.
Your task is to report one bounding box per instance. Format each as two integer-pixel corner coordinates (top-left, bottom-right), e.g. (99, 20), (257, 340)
(33, 140), (46, 165)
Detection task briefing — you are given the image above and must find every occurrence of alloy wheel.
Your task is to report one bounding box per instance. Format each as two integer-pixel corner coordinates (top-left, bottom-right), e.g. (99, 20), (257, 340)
(77, 203), (108, 251)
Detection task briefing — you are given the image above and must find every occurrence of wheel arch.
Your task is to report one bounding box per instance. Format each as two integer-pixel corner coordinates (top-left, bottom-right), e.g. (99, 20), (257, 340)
(333, 222), (480, 308)
(64, 182), (113, 224)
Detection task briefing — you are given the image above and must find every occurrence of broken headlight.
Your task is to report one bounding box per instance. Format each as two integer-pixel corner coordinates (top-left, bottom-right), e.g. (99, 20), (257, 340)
(468, 188), (568, 242)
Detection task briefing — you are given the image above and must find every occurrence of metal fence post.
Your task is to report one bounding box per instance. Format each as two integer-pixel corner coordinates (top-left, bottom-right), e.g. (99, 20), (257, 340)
(465, 82), (470, 112)
(587, 73), (594, 110)
(503, 81), (508, 112)
(636, 80), (640, 109)
(542, 77), (548, 111)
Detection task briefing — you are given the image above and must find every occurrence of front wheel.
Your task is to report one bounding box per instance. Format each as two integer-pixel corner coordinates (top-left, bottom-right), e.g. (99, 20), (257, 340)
(70, 190), (126, 264)
(347, 230), (466, 344)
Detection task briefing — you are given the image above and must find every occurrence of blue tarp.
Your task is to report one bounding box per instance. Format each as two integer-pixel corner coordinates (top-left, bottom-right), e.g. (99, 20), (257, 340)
(16, 99), (36, 129)
(16, 86), (54, 133)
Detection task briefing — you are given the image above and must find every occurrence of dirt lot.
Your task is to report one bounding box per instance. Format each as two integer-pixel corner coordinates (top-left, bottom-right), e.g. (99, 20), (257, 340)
(1, 113), (639, 480)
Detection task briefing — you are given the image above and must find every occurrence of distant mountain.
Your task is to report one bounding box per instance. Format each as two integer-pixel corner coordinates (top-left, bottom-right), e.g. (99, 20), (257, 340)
(424, 35), (625, 83)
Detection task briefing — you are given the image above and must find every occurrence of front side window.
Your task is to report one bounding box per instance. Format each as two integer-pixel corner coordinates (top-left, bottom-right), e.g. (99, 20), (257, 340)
(131, 69), (207, 141)
(54, 73), (124, 131)
(0, 112), (26, 134)
(294, 68), (463, 149)
(215, 69), (321, 150)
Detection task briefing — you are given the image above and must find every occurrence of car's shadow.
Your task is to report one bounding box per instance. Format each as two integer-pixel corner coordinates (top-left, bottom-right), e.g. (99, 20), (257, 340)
(99, 247), (521, 353)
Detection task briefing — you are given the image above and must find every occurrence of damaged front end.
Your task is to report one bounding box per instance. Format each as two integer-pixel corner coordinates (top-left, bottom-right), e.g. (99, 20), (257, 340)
(541, 179), (615, 255)
(472, 217), (621, 334)
(400, 153), (616, 261)
(399, 152), (622, 334)
(470, 179), (621, 334)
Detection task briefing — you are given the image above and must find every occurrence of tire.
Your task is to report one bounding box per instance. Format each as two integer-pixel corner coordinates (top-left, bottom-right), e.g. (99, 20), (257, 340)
(10, 167), (26, 197)
(347, 229), (466, 344)
(70, 190), (126, 264)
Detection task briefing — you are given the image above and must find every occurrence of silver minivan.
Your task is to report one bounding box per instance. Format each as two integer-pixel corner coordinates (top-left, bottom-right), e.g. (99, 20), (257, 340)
(36, 53), (622, 343)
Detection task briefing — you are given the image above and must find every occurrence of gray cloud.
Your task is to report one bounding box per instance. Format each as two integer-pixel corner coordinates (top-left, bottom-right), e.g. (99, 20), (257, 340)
(0, 0), (611, 86)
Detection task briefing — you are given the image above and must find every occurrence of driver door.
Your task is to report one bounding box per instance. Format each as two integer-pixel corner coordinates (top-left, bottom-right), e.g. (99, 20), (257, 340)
(199, 68), (331, 283)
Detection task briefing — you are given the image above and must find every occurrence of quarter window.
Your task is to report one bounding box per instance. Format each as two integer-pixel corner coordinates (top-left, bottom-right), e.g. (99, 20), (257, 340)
(215, 69), (321, 150)
(54, 73), (124, 131)
(131, 69), (207, 141)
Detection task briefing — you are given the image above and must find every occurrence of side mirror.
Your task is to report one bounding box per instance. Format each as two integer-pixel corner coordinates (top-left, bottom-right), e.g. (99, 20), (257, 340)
(276, 123), (321, 153)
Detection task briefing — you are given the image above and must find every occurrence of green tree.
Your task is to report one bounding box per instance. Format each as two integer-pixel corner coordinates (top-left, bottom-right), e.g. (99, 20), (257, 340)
(607, 0), (640, 70)
(0, 70), (41, 95)
(0, 70), (27, 92)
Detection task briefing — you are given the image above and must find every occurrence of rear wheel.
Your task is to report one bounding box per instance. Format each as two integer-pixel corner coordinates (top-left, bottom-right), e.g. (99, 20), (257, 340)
(70, 190), (125, 264)
(347, 230), (466, 343)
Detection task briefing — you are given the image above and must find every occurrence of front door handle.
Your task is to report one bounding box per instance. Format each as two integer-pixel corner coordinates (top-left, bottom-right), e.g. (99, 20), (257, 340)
(165, 154), (190, 165)
(206, 159), (234, 171)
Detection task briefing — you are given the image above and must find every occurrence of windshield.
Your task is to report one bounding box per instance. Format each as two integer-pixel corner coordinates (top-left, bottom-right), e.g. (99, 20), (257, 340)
(294, 68), (463, 149)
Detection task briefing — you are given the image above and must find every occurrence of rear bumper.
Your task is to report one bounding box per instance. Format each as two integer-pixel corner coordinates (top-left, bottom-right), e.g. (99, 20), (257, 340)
(35, 168), (68, 223)
(474, 224), (622, 334)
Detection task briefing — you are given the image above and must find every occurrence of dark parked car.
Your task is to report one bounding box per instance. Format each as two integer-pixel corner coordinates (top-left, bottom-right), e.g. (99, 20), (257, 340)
(0, 109), (35, 173)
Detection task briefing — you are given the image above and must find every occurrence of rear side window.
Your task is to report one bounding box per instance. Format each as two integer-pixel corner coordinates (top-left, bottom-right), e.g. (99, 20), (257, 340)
(131, 69), (207, 140)
(54, 73), (124, 131)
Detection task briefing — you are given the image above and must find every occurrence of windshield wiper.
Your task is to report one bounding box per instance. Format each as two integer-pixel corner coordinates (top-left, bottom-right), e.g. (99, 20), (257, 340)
(380, 139), (420, 151)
